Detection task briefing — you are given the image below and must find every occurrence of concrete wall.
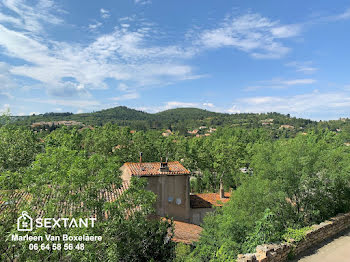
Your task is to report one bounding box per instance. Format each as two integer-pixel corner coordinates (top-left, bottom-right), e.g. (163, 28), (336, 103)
(121, 166), (191, 222)
(146, 175), (191, 222)
(121, 165), (218, 224)
(237, 212), (350, 262)
(120, 165), (132, 182)
(190, 208), (213, 225)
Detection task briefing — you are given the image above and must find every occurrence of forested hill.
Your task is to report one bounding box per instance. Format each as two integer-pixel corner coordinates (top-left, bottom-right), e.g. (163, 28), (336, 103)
(10, 105), (323, 132)
(155, 107), (223, 120)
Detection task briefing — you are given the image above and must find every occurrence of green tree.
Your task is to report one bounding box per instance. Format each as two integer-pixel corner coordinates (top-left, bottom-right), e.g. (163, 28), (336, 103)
(0, 126), (39, 172)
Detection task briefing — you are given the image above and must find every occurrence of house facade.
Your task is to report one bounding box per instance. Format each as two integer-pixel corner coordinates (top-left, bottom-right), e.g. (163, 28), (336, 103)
(121, 161), (192, 222)
(120, 160), (230, 225)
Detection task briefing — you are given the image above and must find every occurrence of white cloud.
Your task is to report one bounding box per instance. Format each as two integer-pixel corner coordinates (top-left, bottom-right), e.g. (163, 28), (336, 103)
(24, 98), (101, 109)
(227, 105), (240, 114)
(245, 78), (316, 91)
(271, 25), (301, 38)
(0, 103), (11, 114)
(229, 90), (350, 119)
(282, 79), (316, 85)
(134, 0), (152, 5)
(111, 92), (140, 101)
(196, 13), (301, 59)
(117, 83), (130, 91)
(0, 12), (22, 26)
(203, 102), (215, 108)
(29, 111), (40, 115)
(0, 0), (63, 33)
(331, 8), (350, 21)
(344, 84), (350, 91)
(286, 61), (318, 74)
(164, 101), (198, 110)
(88, 22), (102, 30)
(0, 2), (200, 99)
(136, 101), (201, 113)
(47, 81), (91, 98)
(100, 8), (110, 19)
(0, 62), (17, 91)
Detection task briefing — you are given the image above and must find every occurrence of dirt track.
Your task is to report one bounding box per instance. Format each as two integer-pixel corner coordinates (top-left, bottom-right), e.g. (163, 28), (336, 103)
(292, 228), (350, 262)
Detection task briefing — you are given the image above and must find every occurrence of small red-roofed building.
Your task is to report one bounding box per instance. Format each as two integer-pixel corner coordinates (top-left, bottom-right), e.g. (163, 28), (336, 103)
(190, 192), (231, 225)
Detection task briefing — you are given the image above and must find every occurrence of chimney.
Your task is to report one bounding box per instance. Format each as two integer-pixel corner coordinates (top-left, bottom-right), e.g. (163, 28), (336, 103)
(139, 152), (143, 164)
(159, 157), (169, 172)
(219, 179), (225, 199)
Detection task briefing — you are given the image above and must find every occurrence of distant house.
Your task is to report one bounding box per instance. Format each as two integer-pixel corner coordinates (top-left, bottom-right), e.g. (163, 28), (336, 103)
(162, 129), (173, 137)
(262, 118), (274, 122)
(31, 120), (83, 128)
(279, 125), (295, 130)
(187, 129), (199, 135)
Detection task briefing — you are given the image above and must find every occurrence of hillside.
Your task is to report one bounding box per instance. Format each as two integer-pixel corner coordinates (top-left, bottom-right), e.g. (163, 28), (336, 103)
(155, 108), (223, 120)
(10, 106), (321, 133)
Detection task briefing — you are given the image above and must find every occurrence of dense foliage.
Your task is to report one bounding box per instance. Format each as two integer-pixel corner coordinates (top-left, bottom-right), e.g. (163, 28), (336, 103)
(1, 110), (350, 261)
(0, 121), (175, 261)
(189, 132), (350, 261)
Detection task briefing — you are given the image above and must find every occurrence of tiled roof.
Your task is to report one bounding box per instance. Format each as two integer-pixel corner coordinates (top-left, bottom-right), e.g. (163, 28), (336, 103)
(0, 182), (130, 217)
(172, 220), (202, 244)
(190, 192), (231, 208)
(123, 161), (190, 176)
(1, 184), (203, 245)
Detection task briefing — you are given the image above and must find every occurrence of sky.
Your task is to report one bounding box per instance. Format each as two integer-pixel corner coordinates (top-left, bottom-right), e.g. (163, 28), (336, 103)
(0, 0), (350, 120)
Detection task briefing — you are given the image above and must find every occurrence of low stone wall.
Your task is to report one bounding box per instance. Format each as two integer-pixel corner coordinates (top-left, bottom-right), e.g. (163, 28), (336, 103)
(237, 212), (350, 262)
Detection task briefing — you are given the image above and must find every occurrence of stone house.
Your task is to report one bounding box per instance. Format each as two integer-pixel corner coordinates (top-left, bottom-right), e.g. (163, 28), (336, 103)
(120, 159), (230, 225)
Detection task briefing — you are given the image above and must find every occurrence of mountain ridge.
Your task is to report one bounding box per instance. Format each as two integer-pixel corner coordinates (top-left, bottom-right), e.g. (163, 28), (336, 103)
(10, 106), (319, 132)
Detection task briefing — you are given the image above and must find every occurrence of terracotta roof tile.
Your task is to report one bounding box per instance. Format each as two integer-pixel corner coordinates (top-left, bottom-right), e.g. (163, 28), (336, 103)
(172, 220), (202, 244)
(0, 182), (130, 217)
(190, 193), (231, 208)
(124, 161), (190, 176)
(2, 185), (203, 245)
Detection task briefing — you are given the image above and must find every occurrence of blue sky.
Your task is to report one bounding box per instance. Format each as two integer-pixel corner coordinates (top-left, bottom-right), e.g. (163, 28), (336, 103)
(0, 0), (350, 120)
